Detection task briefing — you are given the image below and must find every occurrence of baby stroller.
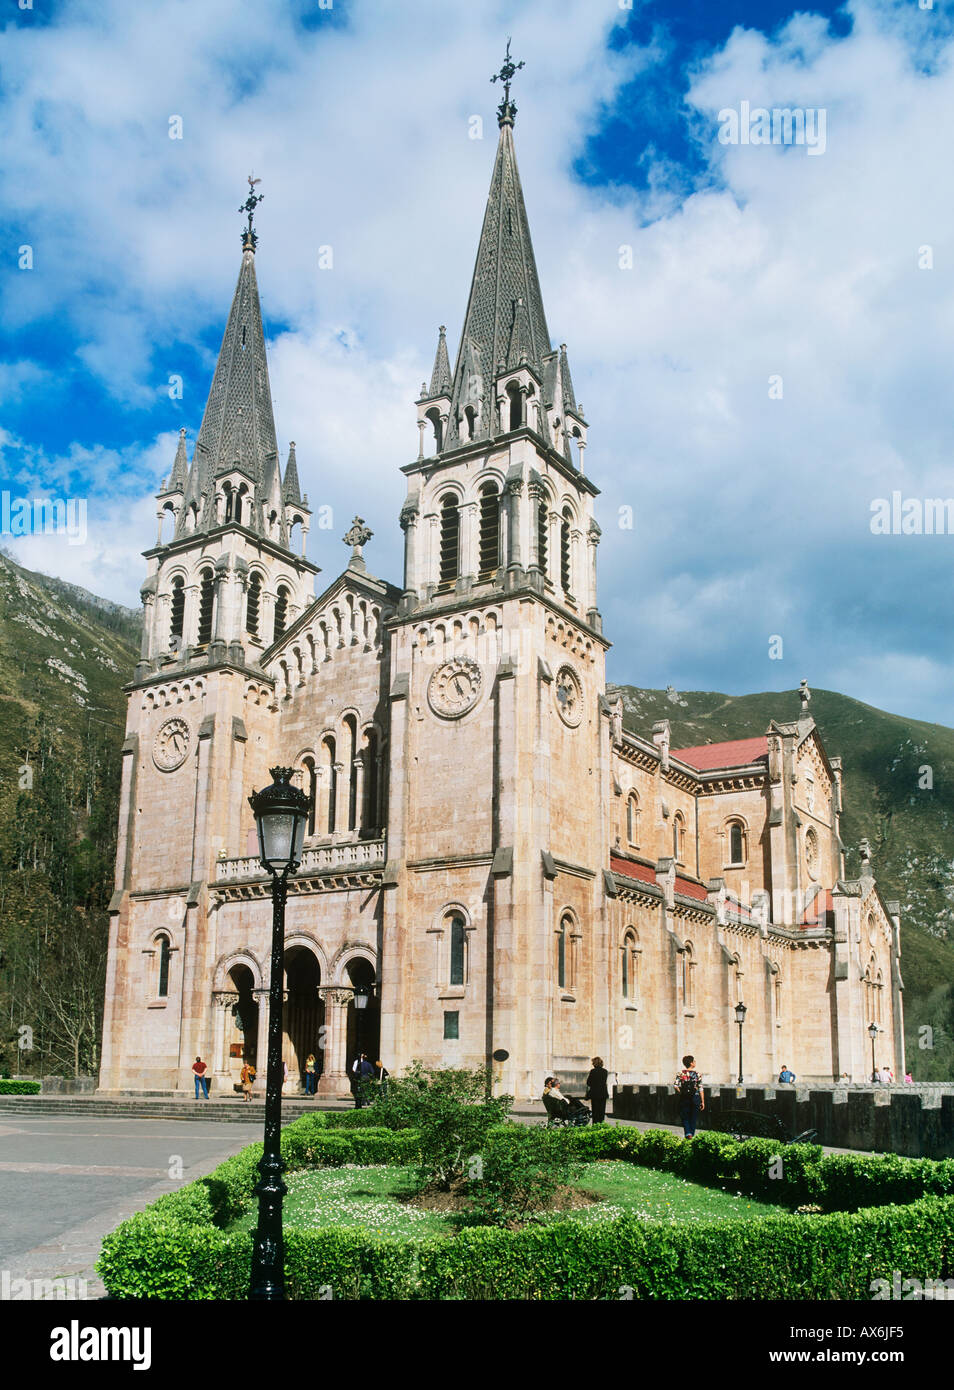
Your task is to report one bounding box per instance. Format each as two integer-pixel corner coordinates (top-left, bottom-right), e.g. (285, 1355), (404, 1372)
(542, 1091), (591, 1128)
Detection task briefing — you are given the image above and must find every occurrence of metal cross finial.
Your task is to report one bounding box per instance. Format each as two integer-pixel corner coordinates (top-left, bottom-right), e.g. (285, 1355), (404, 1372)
(240, 174), (264, 251)
(491, 38), (525, 126)
(798, 678), (811, 713)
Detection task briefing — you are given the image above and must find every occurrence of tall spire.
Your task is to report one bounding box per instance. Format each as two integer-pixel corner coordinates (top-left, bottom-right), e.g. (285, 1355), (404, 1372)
(185, 181), (279, 504)
(283, 441), (302, 506)
(428, 326), (451, 396)
(444, 48), (552, 448)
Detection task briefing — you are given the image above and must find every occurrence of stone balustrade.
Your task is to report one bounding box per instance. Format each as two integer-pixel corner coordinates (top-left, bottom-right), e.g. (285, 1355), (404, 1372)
(215, 837), (386, 883)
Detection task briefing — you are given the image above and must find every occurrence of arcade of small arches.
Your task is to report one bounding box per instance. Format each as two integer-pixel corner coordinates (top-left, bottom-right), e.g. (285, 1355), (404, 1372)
(271, 596), (384, 701)
(295, 721), (385, 841)
(150, 562), (307, 656)
(420, 369), (586, 466)
(156, 485), (309, 556)
(205, 944), (380, 1096)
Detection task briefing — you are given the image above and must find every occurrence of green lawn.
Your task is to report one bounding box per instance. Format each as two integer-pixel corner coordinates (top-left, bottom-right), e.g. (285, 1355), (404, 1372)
(227, 1162), (783, 1238)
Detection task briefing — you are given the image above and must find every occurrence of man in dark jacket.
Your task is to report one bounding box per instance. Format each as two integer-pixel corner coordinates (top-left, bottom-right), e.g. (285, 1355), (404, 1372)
(585, 1057), (609, 1124)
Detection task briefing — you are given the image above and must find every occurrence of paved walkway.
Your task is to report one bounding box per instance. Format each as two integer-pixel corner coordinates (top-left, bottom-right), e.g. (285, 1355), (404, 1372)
(0, 1115), (261, 1299)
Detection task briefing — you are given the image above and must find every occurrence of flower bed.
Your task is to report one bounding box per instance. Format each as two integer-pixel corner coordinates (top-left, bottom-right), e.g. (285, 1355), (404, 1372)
(96, 1113), (954, 1300)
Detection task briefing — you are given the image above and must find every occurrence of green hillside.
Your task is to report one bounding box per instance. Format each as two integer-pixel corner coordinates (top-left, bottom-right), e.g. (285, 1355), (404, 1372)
(612, 684), (954, 1079)
(0, 549), (140, 1077)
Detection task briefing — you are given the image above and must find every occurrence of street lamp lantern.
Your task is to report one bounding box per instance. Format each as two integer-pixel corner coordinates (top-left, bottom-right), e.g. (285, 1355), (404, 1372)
(250, 765), (310, 874)
(246, 766), (311, 1303)
(734, 1001), (747, 1086)
(354, 987), (370, 1011)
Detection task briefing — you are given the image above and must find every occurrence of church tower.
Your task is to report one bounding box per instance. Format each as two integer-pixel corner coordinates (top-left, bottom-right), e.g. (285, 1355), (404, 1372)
(99, 184), (319, 1090)
(380, 51), (611, 1098)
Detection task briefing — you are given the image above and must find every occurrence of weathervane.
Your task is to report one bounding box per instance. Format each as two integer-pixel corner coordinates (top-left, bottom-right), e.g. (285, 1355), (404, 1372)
(240, 174), (264, 251)
(491, 37), (524, 126)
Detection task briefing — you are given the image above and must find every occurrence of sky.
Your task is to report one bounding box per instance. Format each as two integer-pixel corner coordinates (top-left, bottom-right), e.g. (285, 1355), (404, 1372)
(2, 0), (954, 726)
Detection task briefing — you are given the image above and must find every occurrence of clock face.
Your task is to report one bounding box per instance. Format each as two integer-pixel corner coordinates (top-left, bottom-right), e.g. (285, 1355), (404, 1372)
(428, 658), (483, 719)
(555, 665), (583, 727)
(153, 717), (191, 771)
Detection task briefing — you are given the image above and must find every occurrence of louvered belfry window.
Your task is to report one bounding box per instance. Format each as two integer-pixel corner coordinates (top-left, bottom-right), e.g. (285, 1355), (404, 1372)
(246, 573), (261, 636)
(273, 585), (289, 641)
(537, 501), (548, 578)
(197, 570), (214, 645)
(170, 577), (185, 645)
(478, 483), (500, 580)
(438, 495), (459, 589)
(560, 508), (572, 593)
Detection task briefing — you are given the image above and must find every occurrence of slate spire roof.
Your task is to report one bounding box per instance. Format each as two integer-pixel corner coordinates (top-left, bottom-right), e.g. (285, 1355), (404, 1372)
(192, 244), (279, 487)
(428, 325), (451, 397)
(171, 231), (304, 546)
(444, 110), (553, 447)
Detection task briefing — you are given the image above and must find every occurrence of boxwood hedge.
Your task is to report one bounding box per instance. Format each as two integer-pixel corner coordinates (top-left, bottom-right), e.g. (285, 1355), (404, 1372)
(0, 1079), (41, 1094)
(96, 1112), (954, 1300)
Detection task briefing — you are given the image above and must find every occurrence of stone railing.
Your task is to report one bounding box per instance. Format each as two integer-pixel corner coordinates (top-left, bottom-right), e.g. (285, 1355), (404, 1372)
(215, 837), (386, 883)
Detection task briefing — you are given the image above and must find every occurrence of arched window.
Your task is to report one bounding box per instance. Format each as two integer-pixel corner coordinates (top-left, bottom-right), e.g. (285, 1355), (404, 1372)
(621, 928), (638, 1000)
(805, 827), (819, 880)
(673, 812), (685, 864)
(876, 969), (884, 1024)
(426, 407), (443, 453)
(170, 576), (185, 646)
(223, 483), (234, 523)
(728, 820), (745, 866)
(682, 942), (695, 1010)
(197, 569), (215, 646)
(506, 383), (522, 430)
(478, 482), (500, 581)
(274, 585), (289, 642)
(438, 495), (459, 590)
(323, 736), (337, 834)
(560, 508), (572, 593)
(537, 501), (549, 579)
(301, 757), (316, 837)
(626, 793), (639, 846)
(157, 934), (171, 998)
(345, 715), (358, 833)
(775, 974), (783, 1024)
(246, 572), (262, 637)
(464, 405), (477, 440)
(557, 917), (567, 989)
(449, 913), (466, 986)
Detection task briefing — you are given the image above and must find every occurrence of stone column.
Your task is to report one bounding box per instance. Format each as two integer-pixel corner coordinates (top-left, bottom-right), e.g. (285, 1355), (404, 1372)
(212, 991), (238, 1092)
(333, 762), (347, 835)
(506, 479), (524, 575)
(253, 988), (270, 1093)
(460, 500), (478, 583)
(353, 756), (366, 834)
(316, 987), (353, 1097)
(140, 594), (155, 660)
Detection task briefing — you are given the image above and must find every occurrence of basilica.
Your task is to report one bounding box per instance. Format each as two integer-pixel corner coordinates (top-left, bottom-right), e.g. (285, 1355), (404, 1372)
(98, 78), (904, 1099)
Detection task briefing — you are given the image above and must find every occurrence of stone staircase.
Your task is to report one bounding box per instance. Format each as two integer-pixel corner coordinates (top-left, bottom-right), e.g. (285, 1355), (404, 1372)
(0, 1094), (350, 1122)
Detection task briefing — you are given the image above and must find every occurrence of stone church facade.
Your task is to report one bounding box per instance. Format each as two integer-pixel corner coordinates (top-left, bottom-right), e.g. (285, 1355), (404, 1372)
(98, 93), (904, 1099)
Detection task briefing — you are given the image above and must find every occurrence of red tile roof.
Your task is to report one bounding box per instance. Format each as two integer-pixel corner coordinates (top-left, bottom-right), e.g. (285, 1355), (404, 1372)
(675, 876), (708, 901)
(672, 736), (769, 771)
(610, 855), (657, 886)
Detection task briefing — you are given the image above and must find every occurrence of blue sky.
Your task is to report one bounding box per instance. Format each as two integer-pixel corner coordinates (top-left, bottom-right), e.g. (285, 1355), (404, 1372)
(3, 0), (954, 726)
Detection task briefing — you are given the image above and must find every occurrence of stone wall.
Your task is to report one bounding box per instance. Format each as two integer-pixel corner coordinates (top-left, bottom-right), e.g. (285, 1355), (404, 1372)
(613, 1081), (954, 1158)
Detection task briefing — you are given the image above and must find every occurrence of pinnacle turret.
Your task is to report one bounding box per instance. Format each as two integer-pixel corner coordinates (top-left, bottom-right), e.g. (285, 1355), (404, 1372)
(428, 326), (451, 397)
(283, 441), (302, 506)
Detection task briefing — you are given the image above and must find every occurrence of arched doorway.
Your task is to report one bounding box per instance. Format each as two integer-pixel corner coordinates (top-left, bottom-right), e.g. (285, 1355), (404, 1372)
(345, 957), (380, 1074)
(225, 964), (258, 1094)
(283, 947), (324, 1092)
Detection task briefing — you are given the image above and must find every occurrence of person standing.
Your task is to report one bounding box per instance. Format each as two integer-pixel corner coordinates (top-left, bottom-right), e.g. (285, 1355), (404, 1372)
(675, 1055), (704, 1137)
(374, 1060), (390, 1097)
(351, 1053), (374, 1107)
(585, 1056), (610, 1124)
(304, 1053), (317, 1095)
(192, 1056), (209, 1099)
(240, 1059), (255, 1102)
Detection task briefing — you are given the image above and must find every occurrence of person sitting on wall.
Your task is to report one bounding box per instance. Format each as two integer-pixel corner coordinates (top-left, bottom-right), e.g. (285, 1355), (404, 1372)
(778, 1065), (796, 1084)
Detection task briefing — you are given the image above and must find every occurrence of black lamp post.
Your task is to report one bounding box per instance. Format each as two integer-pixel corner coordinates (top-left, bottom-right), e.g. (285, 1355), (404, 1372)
(868, 1021), (879, 1083)
(247, 766), (310, 1302)
(734, 1001), (747, 1086)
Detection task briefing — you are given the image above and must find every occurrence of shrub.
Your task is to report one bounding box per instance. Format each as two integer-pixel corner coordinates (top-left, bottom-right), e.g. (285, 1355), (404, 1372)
(462, 1124), (582, 1227)
(0, 1079), (41, 1095)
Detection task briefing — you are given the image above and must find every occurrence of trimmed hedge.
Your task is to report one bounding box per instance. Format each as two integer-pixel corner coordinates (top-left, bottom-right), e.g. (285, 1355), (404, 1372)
(0, 1079), (41, 1094)
(96, 1118), (954, 1300)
